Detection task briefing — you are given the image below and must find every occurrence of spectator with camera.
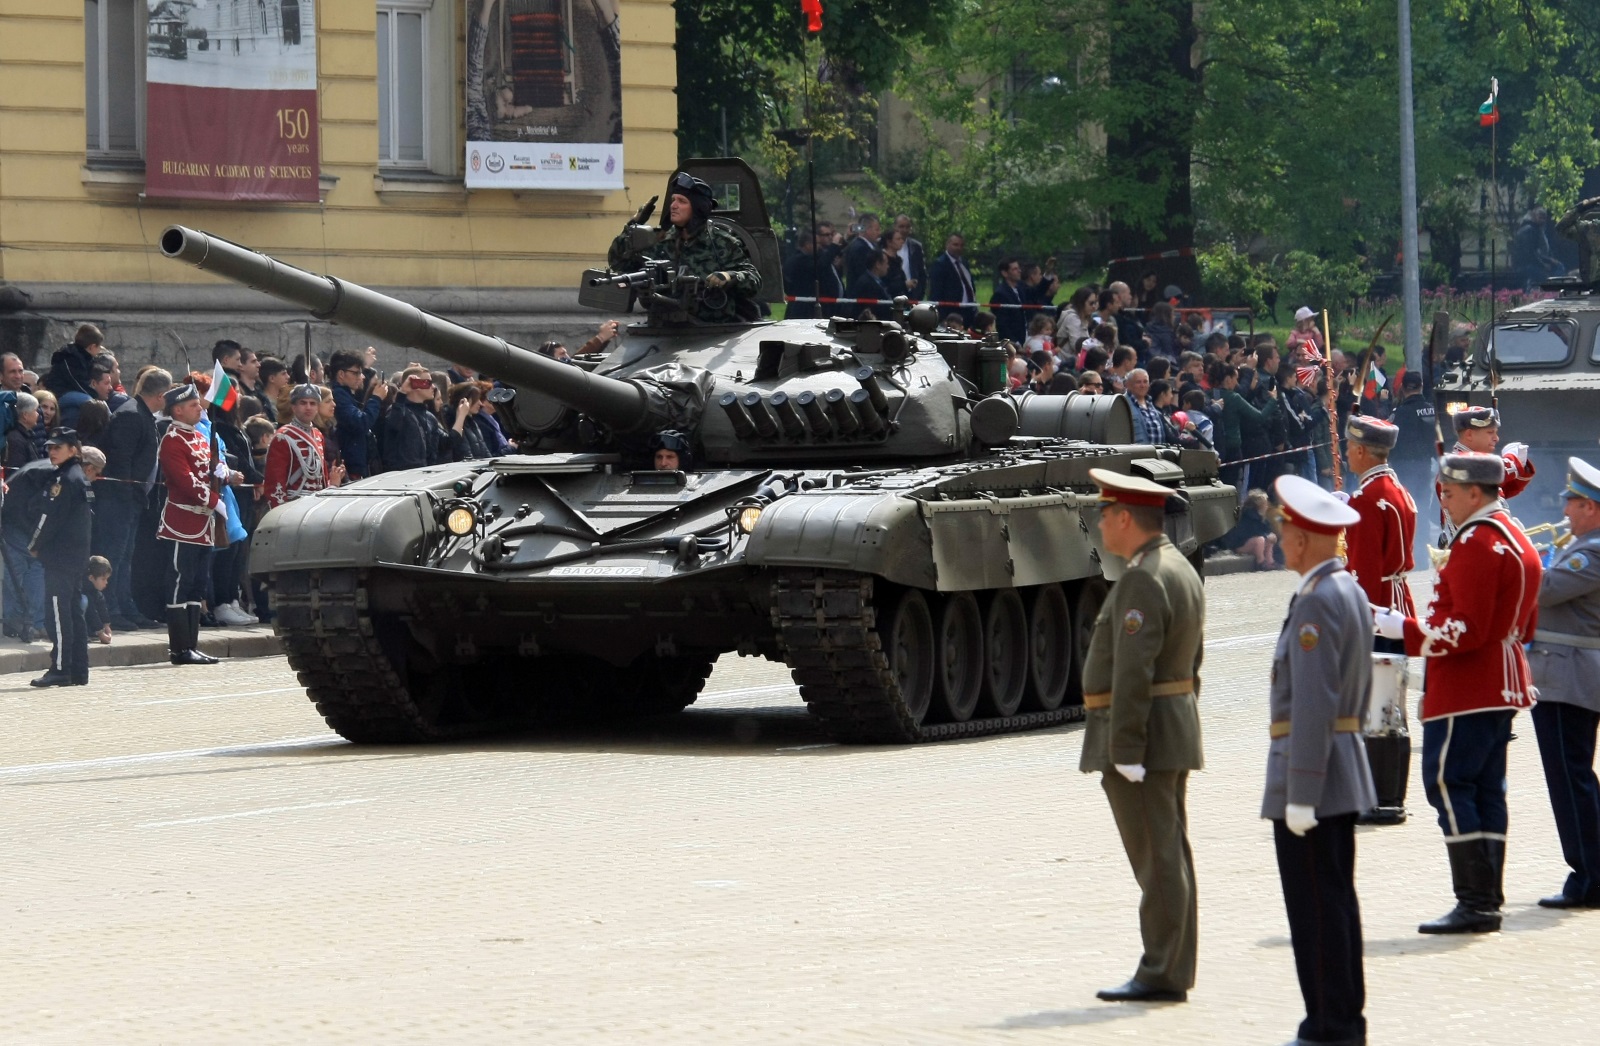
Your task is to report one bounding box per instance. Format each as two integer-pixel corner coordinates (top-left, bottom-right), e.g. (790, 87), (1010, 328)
(329, 350), (388, 480)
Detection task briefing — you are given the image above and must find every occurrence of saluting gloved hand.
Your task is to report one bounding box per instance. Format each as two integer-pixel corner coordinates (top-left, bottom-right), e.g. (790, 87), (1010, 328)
(1374, 607), (1406, 640)
(1285, 803), (1319, 836)
(1504, 441), (1530, 467)
(1114, 763), (1146, 784)
(630, 195), (658, 225)
(704, 271), (732, 289)
(1331, 490), (1350, 504)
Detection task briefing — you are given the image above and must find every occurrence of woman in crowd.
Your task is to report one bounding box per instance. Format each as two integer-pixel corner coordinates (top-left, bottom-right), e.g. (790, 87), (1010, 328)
(1055, 285), (1095, 351)
(314, 384), (344, 475)
(880, 227), (914, 298)
(446, 383), (493, 460)
(1219, 488), (1281, 570)
(1145, 301), (1178, 363)
(31, 389), (58, 457)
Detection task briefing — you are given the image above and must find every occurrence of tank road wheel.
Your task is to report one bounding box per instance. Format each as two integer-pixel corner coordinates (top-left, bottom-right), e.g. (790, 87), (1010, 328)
(885, 590), (936, 726)
(931, 592), (983, 723)
(1070, 576), (1110, 701)
(1023, 583), (1072, 711)
(979, 589), (1027, 718)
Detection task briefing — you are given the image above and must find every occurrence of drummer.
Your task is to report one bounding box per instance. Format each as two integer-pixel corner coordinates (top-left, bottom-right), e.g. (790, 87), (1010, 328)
(1262, 475), (1376, 1046)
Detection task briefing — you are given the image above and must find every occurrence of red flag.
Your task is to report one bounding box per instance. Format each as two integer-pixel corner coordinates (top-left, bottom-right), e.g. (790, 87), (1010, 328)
(802, 0), (823, 32)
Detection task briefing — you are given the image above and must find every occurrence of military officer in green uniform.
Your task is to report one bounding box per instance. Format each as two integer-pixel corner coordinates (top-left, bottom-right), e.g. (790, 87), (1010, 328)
(1080, 468), (1206, 1004)
(608, 172), (762, 323)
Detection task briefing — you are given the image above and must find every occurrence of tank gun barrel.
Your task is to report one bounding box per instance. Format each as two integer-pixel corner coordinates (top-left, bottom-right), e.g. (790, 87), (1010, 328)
(159, 225), (657, 433)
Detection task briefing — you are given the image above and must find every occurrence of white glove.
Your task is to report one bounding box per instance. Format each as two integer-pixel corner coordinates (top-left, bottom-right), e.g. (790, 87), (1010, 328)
(1374, 607), (1405, 640)
(1331, 490), (1350, 504)
(1285, 803), (1319, 836)
(704, 271), (731, 289)
(214, 462), (231, 480)
(1114, 763), (1146, 784)
(213, 498), (229, 522)
(1503, 442), (1529, 467)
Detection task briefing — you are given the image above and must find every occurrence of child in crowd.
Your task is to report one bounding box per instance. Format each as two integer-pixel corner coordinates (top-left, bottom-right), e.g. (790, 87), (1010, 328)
(83, 555), (112, 645)
(1220, 488), (1281, 570)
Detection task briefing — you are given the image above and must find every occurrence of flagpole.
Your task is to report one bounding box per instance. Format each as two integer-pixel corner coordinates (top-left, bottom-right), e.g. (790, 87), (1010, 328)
(1397, 0), (1424, 375)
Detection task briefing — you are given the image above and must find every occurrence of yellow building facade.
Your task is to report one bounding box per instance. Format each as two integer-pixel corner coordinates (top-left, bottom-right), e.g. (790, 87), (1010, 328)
(0, 0), (677, 367)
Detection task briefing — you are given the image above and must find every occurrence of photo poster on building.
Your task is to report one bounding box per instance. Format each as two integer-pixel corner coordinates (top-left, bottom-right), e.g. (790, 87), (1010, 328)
(464, 0), (623, 190)
(144, 0), (319, 202)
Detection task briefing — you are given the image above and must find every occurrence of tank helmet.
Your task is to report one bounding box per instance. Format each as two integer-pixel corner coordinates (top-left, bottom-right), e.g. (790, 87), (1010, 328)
(649, 429), (693, 471)
(668, 172), (717, 225)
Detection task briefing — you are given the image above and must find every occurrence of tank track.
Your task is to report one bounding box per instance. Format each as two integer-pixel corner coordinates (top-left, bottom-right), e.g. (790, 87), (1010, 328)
(274, 568), (484, 743)
(771, 569), (1084, 744)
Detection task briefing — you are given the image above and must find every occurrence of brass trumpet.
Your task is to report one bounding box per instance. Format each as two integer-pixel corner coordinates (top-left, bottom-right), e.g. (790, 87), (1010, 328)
(1523, 522), (1574, 553)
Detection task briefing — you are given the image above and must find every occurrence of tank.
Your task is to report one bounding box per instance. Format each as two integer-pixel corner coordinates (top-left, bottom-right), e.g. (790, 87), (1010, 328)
(1433, 280), (1600, 530)
(158, 159), (1237, 744)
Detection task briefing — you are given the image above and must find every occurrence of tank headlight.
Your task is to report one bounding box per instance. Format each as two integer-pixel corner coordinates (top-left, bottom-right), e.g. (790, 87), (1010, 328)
(736, 506), (763, 534)
(446, 507), (477, 535)
(1443, 400), (1469, 415)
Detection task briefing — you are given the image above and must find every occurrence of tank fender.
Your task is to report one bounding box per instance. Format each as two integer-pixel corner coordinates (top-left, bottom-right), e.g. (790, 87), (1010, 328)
(743, 491), (934, 589)
(251, 490), (435, 573)
(919, 491), (1100, 591)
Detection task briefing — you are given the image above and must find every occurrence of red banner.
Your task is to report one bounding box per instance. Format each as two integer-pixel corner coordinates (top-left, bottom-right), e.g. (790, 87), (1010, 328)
(144, 1), (319, 202)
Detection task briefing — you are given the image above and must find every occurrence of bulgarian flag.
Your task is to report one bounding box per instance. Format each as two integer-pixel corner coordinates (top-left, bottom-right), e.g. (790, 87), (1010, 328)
(205, 360), (238, 411)
(1478, 77), (1499, 126)
(801, 0), (822, 32)
(1363, 360), (1387, 402)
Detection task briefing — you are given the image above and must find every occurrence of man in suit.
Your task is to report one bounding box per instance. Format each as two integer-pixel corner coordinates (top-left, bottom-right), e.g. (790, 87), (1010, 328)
(989, 258), (1027, 345)
(1080, 468), (1205, 1004)
(842, 213), (881, 290)
(1265, 475), (1378, 1046)
(1376, 451), (1543, 933)
(783, 228), (843, 320)
(1528, 456), (1600, 909)
(891, 214), (927, 297)
(927, 233), (977, 327)
(846, 249), (894, 321)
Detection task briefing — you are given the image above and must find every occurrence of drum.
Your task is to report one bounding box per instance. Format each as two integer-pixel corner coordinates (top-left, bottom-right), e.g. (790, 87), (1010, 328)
(1363, 652), (1411, 824)
(1366, 653), (1410, 737)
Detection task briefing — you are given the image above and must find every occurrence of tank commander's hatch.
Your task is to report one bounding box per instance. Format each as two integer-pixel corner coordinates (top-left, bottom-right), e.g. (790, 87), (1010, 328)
(677, 157), (784, 305)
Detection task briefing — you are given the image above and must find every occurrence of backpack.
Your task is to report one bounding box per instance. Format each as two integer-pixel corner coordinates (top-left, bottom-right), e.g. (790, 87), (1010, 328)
(0, 390), (16, 436)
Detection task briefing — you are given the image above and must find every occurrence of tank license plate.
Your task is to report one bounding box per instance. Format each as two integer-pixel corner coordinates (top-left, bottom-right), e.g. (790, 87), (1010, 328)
(549, 565), (650, 576)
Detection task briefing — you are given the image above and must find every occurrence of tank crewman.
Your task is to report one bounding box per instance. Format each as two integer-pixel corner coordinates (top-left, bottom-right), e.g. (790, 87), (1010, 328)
(27, 429), (93, 688)
(158, 383), (222, 667)
(608, 172), (762, 324)
(1376, 452), (1543, 933)
(262, 385), (342, 510)
(1527, 457), (1600, 909)
(1344, 415), (1418, 826)
(1264, 475), (1377, 1046)
(1079, 468), (1205, 1004)
(1439, 405), (1533, 546)
(648, 429), (693, 472)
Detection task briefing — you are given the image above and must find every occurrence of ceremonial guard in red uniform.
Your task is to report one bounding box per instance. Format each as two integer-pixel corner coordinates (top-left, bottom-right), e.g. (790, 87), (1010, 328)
(157, 383), (223, 666)
(262, 384), (339, 510)
(1438, 405), (1534, 545)
(1343, 415), (1417, 824)
(1377, 452), (1543, 933)
(1265, 476), (1376, 1046)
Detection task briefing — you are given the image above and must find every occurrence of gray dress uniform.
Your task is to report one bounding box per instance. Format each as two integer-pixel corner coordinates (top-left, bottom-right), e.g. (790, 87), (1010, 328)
(1528, 522), (1600, 906)
(1263, 555), (1376, 1045)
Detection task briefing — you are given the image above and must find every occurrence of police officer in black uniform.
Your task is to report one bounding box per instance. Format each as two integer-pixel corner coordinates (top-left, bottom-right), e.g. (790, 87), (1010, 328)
(28, 428), (93, 688)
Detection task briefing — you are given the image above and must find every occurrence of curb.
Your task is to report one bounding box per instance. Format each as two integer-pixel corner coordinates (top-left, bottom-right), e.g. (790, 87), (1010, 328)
(1203, 552), (1258, 577)
(0, 626), (284, 676)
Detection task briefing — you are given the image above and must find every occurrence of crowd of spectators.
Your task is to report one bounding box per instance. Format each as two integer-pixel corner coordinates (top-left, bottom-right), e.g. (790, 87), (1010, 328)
(0, 319), (617, 643)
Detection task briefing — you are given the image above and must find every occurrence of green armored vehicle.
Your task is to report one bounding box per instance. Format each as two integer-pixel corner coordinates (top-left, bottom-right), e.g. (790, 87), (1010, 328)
(1435, 279), (1600, 527)
(160, 159), (1236, 744)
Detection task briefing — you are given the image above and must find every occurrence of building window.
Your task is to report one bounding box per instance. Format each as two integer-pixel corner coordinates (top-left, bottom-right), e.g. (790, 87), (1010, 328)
(377, 0), (454, 175)
(85, 0), (146, 159)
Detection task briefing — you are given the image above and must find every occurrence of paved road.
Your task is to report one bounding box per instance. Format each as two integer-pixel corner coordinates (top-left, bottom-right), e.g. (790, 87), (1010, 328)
(2, 570), (1594, 1044)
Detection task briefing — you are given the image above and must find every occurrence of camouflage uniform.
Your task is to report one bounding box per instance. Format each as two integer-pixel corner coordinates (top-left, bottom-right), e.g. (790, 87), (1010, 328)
(608, 221), (762, 323)
(1556, 197), (1600, 284)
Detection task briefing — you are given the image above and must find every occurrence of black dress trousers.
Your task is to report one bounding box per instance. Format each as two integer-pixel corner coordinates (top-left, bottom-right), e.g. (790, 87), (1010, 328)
(1274, 812), (1366, 1044)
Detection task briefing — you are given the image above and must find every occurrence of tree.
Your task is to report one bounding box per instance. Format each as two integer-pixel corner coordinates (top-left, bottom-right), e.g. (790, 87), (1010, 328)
(673, 0), (957, 160)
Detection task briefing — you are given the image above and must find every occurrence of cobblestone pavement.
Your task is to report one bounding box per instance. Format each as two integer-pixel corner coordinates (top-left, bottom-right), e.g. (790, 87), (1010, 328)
(2, 570), (1595, 1044)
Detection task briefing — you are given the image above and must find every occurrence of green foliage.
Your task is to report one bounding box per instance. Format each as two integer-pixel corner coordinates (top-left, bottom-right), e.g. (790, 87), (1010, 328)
(1196, 244), (1274, 314)
(1275, 252), (1375, 319)
(674, 0), (956, 161)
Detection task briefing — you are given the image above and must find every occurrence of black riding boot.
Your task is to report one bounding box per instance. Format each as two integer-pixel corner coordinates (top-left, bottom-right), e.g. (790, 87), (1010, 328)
(186, 604), (219, 665)
(1482, 838), (1507, 910)
(1419, 840), (1502, 933)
